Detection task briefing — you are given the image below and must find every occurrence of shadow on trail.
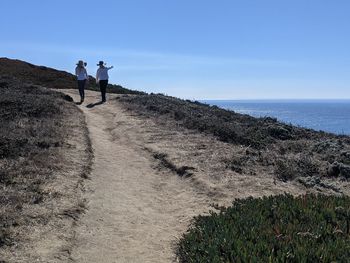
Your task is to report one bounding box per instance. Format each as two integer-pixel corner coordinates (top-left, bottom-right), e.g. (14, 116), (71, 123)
(86, 101), (105, 108)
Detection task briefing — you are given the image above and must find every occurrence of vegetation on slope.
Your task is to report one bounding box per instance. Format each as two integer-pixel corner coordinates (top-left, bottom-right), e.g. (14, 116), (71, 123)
(0, 57), (144, 94)
(120, 94), (350, 188)
(0, 76), (89, 260)
(120, 94), (332, 148)
(177, 194), (350, 262)
(119, 94), (350, 260)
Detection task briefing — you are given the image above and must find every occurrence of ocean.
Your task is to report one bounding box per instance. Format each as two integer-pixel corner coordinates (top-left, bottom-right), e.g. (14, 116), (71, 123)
(203, 100), (350, 135)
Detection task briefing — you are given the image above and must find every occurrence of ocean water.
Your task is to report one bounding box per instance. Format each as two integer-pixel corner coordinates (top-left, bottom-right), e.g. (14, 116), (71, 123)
(203, 100), (350, 135)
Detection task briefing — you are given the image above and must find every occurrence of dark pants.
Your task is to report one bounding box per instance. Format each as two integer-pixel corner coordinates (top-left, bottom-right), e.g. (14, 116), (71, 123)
(78, 80), (86, 101)
(99, 80), (108, 102)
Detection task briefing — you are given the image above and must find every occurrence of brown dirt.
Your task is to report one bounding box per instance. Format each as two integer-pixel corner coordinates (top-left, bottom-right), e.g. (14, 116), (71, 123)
(58, 89), (350, 263)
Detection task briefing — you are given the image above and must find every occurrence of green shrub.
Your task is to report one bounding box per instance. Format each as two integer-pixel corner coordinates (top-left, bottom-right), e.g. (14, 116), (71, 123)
(177, 194), (350, 262)
(275, 156), (320, 182)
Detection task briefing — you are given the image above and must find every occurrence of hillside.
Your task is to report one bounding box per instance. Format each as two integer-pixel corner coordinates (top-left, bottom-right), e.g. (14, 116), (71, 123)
(120, 94), (350, 191)
(1, 59), (350, 262)
(0, 57), (144, 94)
(0, 76), (91, 262)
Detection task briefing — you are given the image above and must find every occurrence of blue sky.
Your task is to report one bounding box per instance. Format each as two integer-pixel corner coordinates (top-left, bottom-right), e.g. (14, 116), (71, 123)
(1, 0), (349, 99)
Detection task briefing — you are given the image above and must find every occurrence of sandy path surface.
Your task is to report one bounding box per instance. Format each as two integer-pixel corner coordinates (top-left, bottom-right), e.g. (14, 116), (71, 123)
(61, 90), (214, 263)
(60, 89), (311, 263)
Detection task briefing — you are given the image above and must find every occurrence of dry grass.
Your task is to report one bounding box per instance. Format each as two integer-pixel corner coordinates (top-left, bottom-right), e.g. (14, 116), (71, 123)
(0, 76), (92, 262)
(119, 93), (350, 190)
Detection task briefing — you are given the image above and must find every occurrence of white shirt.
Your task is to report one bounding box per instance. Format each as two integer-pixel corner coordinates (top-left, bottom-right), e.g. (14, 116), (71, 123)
(75, 67), (88, 80)
(96, 66), (113, 82)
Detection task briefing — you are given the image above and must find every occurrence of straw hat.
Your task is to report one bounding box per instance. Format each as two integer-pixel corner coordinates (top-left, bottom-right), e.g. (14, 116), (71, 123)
(76, 60), (85, 66)
(97, 61), (106, 66)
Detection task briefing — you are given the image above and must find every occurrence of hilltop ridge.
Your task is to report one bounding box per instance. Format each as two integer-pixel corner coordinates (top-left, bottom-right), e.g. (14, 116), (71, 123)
(0, 57), (144, 94)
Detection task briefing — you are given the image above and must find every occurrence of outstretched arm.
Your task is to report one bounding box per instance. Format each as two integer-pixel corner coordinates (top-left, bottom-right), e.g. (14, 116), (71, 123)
(108, 66), (114, 70)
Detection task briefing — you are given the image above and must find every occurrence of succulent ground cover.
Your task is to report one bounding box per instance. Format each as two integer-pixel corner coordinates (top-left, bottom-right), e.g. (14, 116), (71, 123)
(177, 194), (350, 262)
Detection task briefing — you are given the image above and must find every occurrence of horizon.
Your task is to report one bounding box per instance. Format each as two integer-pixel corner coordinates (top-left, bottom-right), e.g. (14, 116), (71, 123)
(202, 98), (350, 102)
(1, 0), (350, 100)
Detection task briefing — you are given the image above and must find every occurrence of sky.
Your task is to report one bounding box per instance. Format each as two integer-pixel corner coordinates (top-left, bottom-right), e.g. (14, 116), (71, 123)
(0, 0), (349, 99)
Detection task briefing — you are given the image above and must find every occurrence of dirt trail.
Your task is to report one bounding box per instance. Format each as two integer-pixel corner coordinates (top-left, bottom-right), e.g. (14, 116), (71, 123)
(61, 90), (216, 263)
(60, 89), (308, 263)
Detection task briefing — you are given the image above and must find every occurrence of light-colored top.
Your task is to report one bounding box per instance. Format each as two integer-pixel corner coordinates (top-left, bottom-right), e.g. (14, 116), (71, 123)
(75, 67), (88, 80)
(96, 66), (113, 82)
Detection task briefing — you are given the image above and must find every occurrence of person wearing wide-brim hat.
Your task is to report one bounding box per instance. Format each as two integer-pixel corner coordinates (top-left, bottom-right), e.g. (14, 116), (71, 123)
(75, 60), (88, 103)
(96, 61), (114, 103)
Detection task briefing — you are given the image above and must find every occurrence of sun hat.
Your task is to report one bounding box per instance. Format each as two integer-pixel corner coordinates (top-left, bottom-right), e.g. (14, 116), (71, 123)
(76, 60), (85, 66)
(97, 61), (106, 66)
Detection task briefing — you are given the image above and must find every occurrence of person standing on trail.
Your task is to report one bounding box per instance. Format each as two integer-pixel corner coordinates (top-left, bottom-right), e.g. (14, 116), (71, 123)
(75, 60), (88, 103)
(96, 61), (113, 103)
